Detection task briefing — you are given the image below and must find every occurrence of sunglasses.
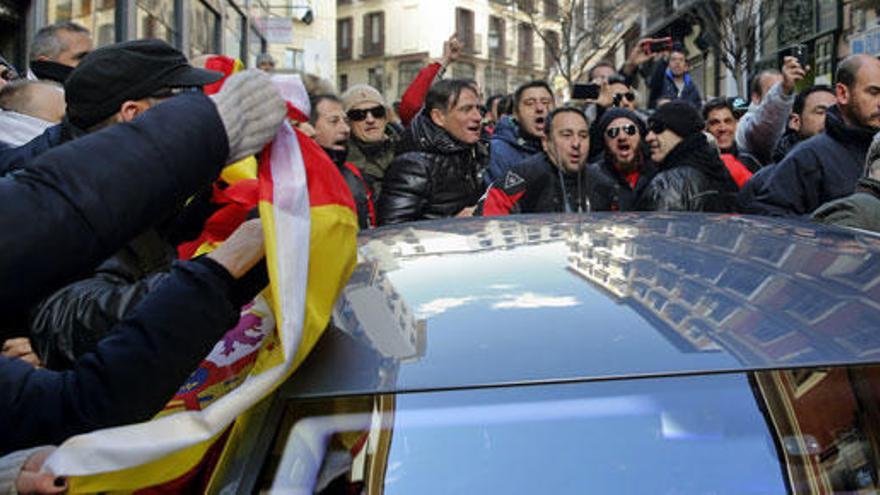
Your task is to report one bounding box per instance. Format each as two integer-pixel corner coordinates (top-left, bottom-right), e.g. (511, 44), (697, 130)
(347, 105), (386, 121)
(150, 86), (204, 98)
(605, 124), (638, 139)
(614, 92), (636, 102)
(648, 120), (666, 134)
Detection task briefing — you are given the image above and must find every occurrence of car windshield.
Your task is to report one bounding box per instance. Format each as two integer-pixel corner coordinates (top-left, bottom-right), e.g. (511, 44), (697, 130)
(259, 363), (880, 494)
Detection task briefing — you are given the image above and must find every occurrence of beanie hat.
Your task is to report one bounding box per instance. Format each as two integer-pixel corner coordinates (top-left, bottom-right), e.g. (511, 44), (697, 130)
(597, 107), (646, 139)
(341, 84), (386, 112)
(649, 100), (704, 138)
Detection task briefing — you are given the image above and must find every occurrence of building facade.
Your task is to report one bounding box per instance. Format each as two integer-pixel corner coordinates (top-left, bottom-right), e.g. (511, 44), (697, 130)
(1, 0), (274, 72)
(336, 0), (562, 103)
(260, 0), (337, 79)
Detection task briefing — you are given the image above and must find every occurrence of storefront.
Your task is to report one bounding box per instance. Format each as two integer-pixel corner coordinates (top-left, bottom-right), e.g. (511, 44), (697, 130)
(2, 0), (267, 71)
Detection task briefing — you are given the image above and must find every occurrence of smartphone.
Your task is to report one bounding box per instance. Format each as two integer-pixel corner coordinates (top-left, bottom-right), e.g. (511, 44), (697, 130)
(572, 83), (600, 100)
(647, 37), (673, 54)
(781, 44), (808, 68)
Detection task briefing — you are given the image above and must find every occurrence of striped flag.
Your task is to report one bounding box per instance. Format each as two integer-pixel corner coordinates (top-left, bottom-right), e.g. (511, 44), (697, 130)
(43, 75), (359, 493)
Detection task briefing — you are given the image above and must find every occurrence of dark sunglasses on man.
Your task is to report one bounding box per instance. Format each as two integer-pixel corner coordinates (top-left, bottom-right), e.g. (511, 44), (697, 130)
(149, 86), (204, 98)
(347, 105), (386, 122)
(647, 119), (666, 135)
(605, 124), (639, 139)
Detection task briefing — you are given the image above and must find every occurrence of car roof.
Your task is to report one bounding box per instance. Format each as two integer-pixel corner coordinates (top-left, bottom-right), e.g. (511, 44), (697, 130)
(279, 213), (880, 399)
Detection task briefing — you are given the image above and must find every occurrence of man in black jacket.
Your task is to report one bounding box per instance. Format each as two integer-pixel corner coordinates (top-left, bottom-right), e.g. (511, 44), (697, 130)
(585, 108), (656, 211)
(637, 101), (738, 212)
(476, 107), (592, 215)
(0, 70), (285, 460)
(747, 54), (880, 216)
(6, 40), (229, 369)
(378, 79), (487, 225)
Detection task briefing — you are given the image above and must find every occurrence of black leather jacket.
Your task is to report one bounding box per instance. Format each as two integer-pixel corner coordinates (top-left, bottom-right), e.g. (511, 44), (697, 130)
(637, 133), (739, 212)
(377, 113), (487, 225)
(585, 153), (657, 211)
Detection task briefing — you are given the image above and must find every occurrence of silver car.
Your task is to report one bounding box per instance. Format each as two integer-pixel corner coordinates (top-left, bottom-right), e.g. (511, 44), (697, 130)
(217, 213), (880, 494)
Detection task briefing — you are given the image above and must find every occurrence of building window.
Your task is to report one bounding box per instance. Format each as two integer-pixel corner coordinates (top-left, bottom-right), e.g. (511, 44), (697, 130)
(452, 61), (475, 80)
(339, 73), (348, 92)
(517, 0), (535, 14)
(543, 29), (558, 72)
(136, 0), (175, 46)
(544, 0), (559, 18)
(363, 11), (384, 57)
(337, 17), (352, 60)
(456, 8), (475, 54)
(189, 0), (220, 58)
(46, 0), (116, 47)
(485, 66), (508, 95)
(223, 3), (244, 61)
(518, 22), (533, 67)
(398, 61), (422, 98)
(248, 25), (266, 68)
(488, 16), (505, 59)
(285, 48), (304, 72)
(368, 66), (384, 93)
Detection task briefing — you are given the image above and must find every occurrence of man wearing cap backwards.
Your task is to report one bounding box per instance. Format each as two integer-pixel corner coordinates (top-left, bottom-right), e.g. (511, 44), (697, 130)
(483, 80), (556, 186)
(636, 100), (739, 212)
(476, 107), (594, 215)
(584, 108), (657, 211)
(341, 84), (401, 198)
(0, 39), (261, 370)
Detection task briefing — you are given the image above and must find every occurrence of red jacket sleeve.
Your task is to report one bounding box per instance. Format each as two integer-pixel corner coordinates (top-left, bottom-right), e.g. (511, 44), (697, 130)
(399, 62), (442, 127)
(476, 185), (525, 216)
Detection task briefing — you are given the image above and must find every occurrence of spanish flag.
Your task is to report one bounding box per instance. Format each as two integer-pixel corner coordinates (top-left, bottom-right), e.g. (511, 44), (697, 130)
(43, 75), (359, 493)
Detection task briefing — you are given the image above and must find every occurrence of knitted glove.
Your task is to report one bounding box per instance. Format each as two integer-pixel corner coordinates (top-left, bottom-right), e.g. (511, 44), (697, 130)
(867, 130), (880, 180)
(210, 70), (286, 164)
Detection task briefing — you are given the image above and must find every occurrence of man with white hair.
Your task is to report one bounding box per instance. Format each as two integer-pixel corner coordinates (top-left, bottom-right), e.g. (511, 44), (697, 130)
(28, 21), (92, 82)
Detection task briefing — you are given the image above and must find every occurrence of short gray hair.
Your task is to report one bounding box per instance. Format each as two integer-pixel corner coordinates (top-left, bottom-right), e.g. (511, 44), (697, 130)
(30, 21), (90, 59)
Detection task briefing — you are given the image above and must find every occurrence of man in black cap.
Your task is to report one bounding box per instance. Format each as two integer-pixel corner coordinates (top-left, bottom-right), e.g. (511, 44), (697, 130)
(585, 108), (656, 211)
(0, 39), (254, 370)
(637, 100), (738, 212)
(0, 39), (223, 172)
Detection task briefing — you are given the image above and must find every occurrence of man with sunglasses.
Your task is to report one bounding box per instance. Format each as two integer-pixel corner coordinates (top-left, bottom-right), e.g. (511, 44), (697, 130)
(342, 84), (401, 198)
(477, 107), (595, 215)
(484, 80), (556, 186)
(637, 101), (738, 212)
(584, 108), (656, 211)
(0, 39), (222, 173)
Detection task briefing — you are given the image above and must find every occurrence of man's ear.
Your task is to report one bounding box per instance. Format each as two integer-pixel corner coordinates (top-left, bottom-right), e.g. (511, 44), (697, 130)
(430, 107), (446, 129)
(836, 82), (850, 107)
(118, 100), (150, 123)
(790, 113), (801, 132)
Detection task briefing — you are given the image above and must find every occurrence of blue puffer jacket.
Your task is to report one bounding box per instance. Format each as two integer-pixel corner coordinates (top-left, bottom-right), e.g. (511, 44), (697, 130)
(745, 106), (874, 216)
(484, 116), (543, 186)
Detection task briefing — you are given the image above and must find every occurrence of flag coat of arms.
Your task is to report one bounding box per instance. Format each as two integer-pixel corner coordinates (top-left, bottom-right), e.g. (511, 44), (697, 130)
(43, 75), (359, 493)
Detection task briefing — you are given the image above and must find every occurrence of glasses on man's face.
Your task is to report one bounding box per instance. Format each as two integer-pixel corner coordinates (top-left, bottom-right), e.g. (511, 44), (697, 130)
(605, 124), (638, 139)
(150, 86), (204, 98)
(648, 120), (666, 135)
(615, 92), (636, 102)
(347, 105), (386, 122)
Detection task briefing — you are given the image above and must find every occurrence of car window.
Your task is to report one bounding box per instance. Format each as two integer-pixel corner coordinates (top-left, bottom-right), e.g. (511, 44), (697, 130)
(256, 364), (880, 494)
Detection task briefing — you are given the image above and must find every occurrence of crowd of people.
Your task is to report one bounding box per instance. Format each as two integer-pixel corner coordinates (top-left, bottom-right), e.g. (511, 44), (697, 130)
(2, 21), (880, 492)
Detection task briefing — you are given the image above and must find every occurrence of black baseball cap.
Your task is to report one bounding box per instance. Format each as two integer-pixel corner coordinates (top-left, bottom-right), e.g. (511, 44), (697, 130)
(65, 39), (223, 129)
